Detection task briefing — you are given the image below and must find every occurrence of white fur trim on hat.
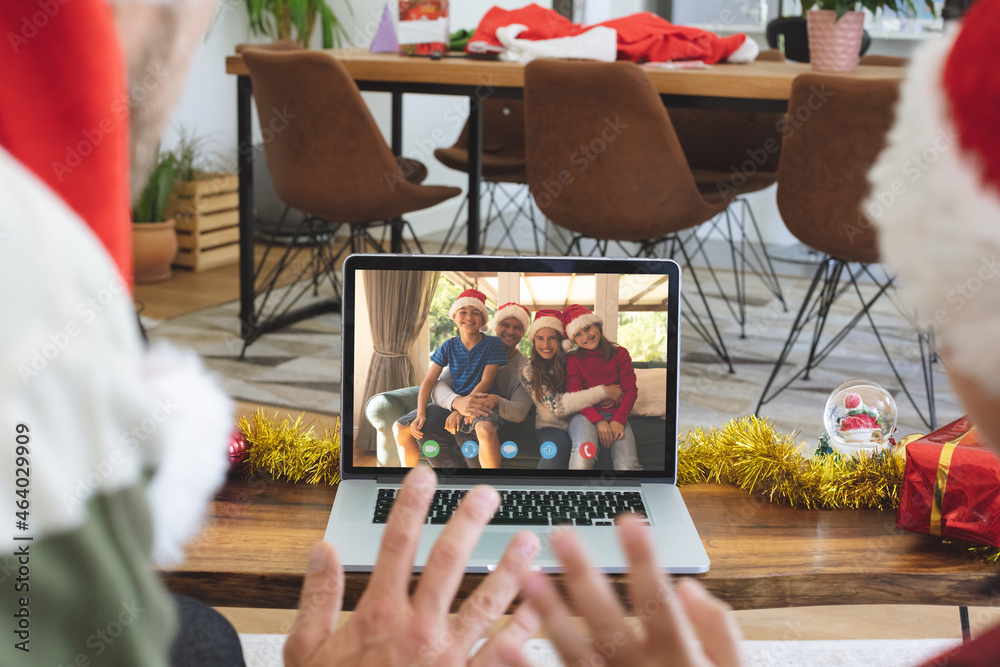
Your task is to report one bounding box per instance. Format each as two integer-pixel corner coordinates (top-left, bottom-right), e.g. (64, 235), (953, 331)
(528, 314), (563, 343)
(450, 290), (490, 332)
(868, 27), (1000, 396)
(725, 35), (759, 63)
(562, 308), (602, 352)
(491, 301), (530, 334)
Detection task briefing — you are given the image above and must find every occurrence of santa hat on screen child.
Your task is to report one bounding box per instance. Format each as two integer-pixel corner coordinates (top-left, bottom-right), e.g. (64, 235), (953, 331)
(561, 304), (602, 351)
(491, 301), (531, 334)
(449, 288), (490, 331)
(867, 0), (1000, 396)
(528, 308), (564, 342)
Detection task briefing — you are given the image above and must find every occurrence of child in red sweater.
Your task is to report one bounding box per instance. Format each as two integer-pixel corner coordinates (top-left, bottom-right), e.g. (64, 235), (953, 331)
(562, 304), (642, 471)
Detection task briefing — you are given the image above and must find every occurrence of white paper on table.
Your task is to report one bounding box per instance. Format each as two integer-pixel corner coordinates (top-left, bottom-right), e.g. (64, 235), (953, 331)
(397, 18), (448, 45)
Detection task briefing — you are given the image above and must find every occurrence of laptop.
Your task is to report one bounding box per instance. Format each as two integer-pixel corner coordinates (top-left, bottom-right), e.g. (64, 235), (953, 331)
(325, 254), (709, 573)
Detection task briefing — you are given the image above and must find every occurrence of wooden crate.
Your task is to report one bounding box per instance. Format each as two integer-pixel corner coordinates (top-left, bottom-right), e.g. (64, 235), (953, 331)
(168, 173), (240, 272)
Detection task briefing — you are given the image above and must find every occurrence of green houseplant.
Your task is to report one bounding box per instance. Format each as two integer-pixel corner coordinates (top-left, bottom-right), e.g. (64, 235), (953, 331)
(801, 0), (935, 19)
(801, 0), (934, 71)
(245, 0), (351, 48)
(132, 152), (180, 284)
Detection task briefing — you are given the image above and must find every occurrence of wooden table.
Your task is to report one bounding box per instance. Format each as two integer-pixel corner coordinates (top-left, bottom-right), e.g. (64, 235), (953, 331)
(162, 478), (998, 615)
(224, 52), (903, 347)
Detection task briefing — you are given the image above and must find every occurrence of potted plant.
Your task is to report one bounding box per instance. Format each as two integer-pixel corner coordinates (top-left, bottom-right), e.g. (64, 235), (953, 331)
(132, 151), (179, 284)
(245, 0), (351, 49)
(167, 128), (241, 272)
(802, 0), (934, 71)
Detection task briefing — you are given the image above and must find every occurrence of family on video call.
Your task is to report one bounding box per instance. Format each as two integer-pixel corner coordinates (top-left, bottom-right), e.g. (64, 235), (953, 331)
(392, 287), (649, 470)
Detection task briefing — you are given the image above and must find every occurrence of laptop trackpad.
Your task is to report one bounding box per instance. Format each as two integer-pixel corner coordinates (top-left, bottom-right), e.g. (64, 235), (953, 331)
(468, 532), (551, 571)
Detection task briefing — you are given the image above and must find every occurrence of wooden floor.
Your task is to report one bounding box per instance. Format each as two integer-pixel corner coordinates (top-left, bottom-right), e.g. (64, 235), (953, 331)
(142, 254), (1000, 642)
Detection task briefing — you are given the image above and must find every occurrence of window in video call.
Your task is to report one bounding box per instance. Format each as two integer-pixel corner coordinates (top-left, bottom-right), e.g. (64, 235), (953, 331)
(351, 269), (673, 474)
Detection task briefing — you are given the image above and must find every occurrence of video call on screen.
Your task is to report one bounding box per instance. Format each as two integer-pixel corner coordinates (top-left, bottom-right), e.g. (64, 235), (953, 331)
(352, 269), (671, 473)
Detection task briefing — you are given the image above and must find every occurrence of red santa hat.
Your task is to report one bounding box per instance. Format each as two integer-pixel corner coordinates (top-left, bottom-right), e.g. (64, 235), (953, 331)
(867, 1), (1000, 396)
(561, 304), (602, 351)
(490, 301), (531, 335)
(449, 288), (490, 331)
(528, 308), (564, 342)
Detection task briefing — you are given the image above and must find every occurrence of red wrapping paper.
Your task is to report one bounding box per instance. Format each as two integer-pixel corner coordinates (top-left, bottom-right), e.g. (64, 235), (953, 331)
(896, 418), (1000, 547)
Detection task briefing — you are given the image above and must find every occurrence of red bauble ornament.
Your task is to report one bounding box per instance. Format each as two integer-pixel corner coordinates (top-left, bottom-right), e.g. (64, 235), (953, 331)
(229, 430), (248, 470)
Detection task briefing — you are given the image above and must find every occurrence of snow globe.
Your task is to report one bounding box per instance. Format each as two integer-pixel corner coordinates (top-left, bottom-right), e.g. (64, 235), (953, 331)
(822, 379), (897, 457)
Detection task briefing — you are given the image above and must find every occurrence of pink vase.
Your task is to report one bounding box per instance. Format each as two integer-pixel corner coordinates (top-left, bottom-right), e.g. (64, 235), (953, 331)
(807, 10), (864, 72)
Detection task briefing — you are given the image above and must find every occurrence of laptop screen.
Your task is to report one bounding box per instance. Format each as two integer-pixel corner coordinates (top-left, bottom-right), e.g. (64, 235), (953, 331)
(341, 254), (680, 481)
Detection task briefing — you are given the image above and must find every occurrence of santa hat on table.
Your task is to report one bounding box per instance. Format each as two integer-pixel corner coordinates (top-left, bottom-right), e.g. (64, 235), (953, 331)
(449, 288), (490, 331)
(561, 304), (602, 351)
(491, 301), (531, 335)
(528, 308), (564, 342)
(867, 0), (1000, 396)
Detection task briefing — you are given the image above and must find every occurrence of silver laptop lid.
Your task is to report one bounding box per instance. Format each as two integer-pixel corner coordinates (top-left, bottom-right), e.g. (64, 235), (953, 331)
(340, 254), (680, 483)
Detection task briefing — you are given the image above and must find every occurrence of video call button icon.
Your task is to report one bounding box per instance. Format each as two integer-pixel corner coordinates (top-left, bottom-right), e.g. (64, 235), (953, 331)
(539, 441), (557, 459)
(422, 440), (440, 458)
(461, 440), (479, 459)
(579, 441), (597, 460)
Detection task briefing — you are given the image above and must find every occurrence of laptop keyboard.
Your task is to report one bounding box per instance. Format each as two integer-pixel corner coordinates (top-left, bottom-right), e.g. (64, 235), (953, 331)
(373, 488), (649, 526)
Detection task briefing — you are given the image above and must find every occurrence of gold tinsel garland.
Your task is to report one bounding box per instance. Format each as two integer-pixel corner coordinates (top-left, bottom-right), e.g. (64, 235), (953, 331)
(232, 411), (1000, 562)
(679, 415), (1000, 563)
(677, 415), (904, 510)
(236, 410), (341, 485)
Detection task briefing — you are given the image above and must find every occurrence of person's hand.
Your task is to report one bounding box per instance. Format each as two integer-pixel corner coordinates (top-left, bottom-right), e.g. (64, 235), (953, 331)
(452, 393), (498, 419)
(595, 420), (616, 448)
(522, 518), (744, 667)
(609, 420), (625, 444)
(284, 466), (543, 666)
(410, 415), (426, 439)
(445, 410), (463, 434)
(604, 384), (624, 403)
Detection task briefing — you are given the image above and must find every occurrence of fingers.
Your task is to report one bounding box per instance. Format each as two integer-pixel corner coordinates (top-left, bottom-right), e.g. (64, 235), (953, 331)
(677, 578), (744, 667)
(617, 516), (698, 661)
(283, 542), (344, 666)
(412, 485), (501, 617)
(367, 466), (436, 598)
(451, 531), (540, 655)
(547, 529), (636, 660)
(411, 423), (424, 438)
(469, 599), (541, 667)
(521, 573), (598, 666)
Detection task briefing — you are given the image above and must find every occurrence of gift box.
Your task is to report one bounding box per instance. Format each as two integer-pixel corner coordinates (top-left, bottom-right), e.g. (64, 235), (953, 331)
(896, 417), (1000, 547)
(398, 1), (448, 56)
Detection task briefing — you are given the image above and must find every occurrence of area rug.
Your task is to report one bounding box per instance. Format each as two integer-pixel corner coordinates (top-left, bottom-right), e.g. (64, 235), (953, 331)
(237, 634), (960, 667)
(145, 261), (962, 446)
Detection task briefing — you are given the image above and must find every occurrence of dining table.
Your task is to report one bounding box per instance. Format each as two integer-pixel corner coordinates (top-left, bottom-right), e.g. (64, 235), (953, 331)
(224, 50), (905, 347)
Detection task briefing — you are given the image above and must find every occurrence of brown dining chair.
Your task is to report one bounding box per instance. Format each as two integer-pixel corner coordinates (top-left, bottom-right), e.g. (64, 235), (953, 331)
(433, 99), (547, 254)
(524, 59), (733, 371)
(754, 73), (936, 428)
(667, 49), (789, 337)
(240, 49), (461, 350)
(237, 41), (430, 185)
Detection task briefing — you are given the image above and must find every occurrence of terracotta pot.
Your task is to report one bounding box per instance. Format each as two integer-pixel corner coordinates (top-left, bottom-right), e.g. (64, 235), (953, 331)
(807, 10), (864, 72)
(132, 219), (178, 284)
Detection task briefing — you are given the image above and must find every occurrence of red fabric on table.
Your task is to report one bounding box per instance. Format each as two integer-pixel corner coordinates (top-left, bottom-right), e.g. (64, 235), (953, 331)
(565, 346), (638, 426)
(896, 418), (1000, 547)
(600, 13), (747, 64)
(468, 4), (748, 64)
(0, 0), (133, 288)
